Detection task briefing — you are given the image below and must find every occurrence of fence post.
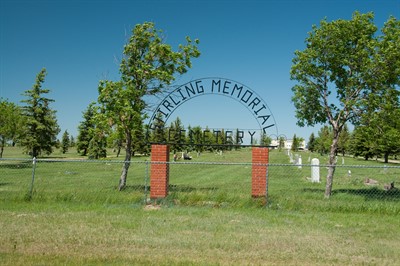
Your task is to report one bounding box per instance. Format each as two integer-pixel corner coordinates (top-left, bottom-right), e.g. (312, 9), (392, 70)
(150, 144), (170, 199)
(252, 147), (269, 198)
(144, 161), (149, 203)
(28, 157), (37, 199)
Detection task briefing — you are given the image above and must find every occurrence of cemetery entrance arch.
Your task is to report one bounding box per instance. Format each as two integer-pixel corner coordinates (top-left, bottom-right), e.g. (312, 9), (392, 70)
(148, 77), (278, 137)
(148, 78), (277, 200)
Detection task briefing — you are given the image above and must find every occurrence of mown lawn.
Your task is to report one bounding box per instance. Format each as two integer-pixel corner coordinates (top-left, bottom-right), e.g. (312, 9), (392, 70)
(1, 146), (399, 265)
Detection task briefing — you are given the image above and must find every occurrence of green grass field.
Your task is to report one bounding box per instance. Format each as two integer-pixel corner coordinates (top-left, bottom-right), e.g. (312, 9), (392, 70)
(1, 146), (400, 265)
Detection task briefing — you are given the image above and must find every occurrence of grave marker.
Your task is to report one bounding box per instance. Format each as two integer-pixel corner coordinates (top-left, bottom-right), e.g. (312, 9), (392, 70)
(311, 158), (320, 183)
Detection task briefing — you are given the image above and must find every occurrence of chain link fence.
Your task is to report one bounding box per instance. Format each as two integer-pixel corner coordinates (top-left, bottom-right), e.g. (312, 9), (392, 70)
(1, 157), (399, 213)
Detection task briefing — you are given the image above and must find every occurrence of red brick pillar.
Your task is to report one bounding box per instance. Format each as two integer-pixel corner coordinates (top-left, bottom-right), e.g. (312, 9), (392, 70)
(252, 147), (269, 197)
(150, 144), (170, 199)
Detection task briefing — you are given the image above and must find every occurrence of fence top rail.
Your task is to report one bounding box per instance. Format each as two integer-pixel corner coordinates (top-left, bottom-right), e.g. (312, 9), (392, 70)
(1, 158), (399, 169)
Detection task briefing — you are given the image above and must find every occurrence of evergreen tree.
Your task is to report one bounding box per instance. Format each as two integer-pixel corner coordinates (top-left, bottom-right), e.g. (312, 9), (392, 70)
(169, 117), (185, 153)
(187, 126), (203, 154)
(69, 135), (75, 147)
(20, 68), (60, 157)
(278, 136), (285, 151)
(260, 133), (272, 146)
(77, 102), (97, 156)
(291, 134), (299, 151)
(350, 126), (376, 160)
(308, 133), (316, 152)
(150, 112), (167, 144)
(87, 127), (107, 159)
(61, 130), (70, 154)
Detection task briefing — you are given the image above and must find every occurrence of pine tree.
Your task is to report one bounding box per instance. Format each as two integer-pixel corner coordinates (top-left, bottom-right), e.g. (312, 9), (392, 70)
(77, 102), (97, 156)
(308, 133), (316, 152)
(291, 134), (299, 151)
(150, 112), (167, 144)
(61, 130), (70, 154)
(20, 68), (60, 157)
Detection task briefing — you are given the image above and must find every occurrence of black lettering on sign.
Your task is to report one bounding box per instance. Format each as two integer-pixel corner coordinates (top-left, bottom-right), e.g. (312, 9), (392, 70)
(185, 83), (196, 97)
(225, 130), (233, 144)
(231, 84), (243, 98)
(248, 131), (256, 145)
(237, 130), (244, 144)
(223, 80), (231, 94)
(147, 78), (278, 146)
(241, 90), (253, 103)
(177, 88), (187, 101)
(211, 79), (221, 93)
(195, 80), (204, 93)
(162, 100), (174, 112)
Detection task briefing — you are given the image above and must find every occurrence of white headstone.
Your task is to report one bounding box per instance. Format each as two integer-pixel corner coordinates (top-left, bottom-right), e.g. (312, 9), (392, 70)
(342, 157), (344, 165)
(298, 155), (302, 169)
(311, 158), (320, 183)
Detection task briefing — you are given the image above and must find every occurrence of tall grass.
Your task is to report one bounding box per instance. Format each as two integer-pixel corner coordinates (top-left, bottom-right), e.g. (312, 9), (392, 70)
(1, 147), (399, 213)
(1, 146), (400, 265)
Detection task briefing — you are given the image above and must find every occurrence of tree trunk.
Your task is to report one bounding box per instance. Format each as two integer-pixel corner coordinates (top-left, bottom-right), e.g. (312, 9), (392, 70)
(325, 129), (340, 198)
(384, 152), (389, 163)
(118, 132), (132, 191)
(0, 138), (5, 158)
(116, 146), (121, 157)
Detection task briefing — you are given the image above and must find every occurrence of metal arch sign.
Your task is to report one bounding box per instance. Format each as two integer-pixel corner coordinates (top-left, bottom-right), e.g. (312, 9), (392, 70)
(148, 77), (278, 142)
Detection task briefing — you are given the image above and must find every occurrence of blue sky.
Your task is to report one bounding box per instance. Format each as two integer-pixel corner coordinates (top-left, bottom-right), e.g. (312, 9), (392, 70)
(1, 0), (399, 142)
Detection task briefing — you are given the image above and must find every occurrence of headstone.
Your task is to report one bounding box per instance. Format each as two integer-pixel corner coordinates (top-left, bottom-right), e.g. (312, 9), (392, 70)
(311, 158), (320, 183)
(342, 157), (344, 165)
(295, 154), (299, 165)
(298, 155), (302, 169)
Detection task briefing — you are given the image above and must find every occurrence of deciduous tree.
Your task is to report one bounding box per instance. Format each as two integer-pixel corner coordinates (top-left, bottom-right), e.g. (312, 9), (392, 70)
(0, 99), (25, 157)
(291, 12), (399, 197)
(98, 22), (200, 190)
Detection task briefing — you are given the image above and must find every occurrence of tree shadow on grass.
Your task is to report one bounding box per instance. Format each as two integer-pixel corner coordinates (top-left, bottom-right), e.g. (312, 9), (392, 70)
(303, 187), (400, 201)
(334, 187), (400, 201)
(119, 184), (219, 193)
(119, 185), (147, 192)
(169, 184), (219, 193)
